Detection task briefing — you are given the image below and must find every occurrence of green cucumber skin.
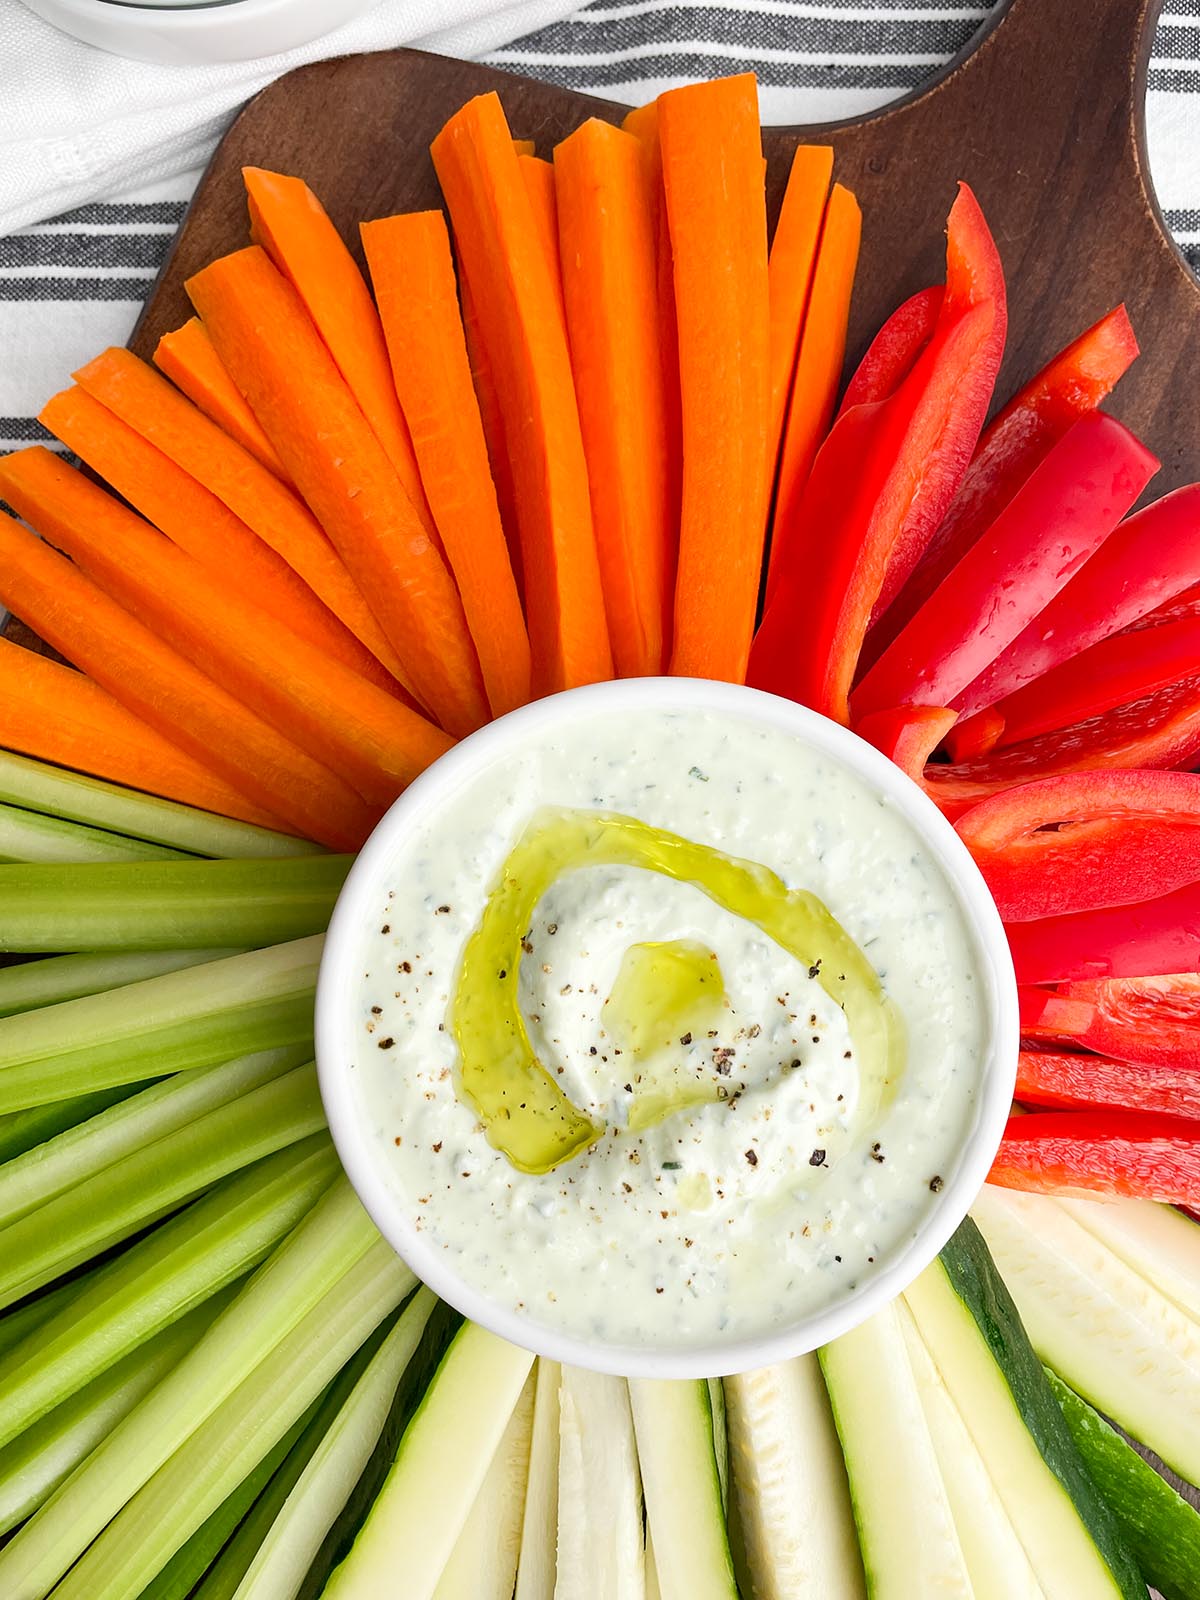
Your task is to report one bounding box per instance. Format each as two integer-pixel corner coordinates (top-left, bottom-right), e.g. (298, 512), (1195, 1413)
(1047, 1369), (1200, 1600)
(294, 1298), (462, 1600)
(941, 1218), (1146, 1600)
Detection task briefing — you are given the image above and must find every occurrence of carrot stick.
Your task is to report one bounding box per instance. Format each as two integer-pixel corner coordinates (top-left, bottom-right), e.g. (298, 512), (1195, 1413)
(38, 385), (402, 698)
(432, 92), (612, 695)
(766, 145), (834, 482)
(458, 263), (523, 597)
(554, 117), (671, 677)
(519, 155), (567, 331)
(242, 167), (437, 539)
(72, 347), (416, 698)
(0, 640), (287, 832)
(658, 75), (771, 682)
(0, 506), (374, 849)
(622, 104), (683, 599)
(0, 448), (452, 809)
(768, 182), (862, 596)
(187, 246), (489, 737)
(362, 211), (531, 719)
(153, 317), (288, 480)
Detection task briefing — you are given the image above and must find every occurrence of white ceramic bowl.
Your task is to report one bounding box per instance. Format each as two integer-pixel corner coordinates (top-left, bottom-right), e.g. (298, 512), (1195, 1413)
(19, 0), (382, 65)
(317, 678), (1018, 1377)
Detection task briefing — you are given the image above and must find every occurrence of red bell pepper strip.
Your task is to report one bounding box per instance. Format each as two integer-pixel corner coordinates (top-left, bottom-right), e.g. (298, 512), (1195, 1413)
(1015, 1048), (1200, 1119)
(988, 1109), (1200, 1205)
(861, 304), (1139, 671)
(1007, 880), (1200, 984)
(944, 706), (1005, 763)
(837, 285), (943, 415)
(955, 770), (1200, 921)
(985, 615), (1200, 749)
(954, 483), (1200, 721)
(855, 704), (956, 785)
(1123, 575), (1200, 634)
(853, 411), (1159, 720)
(749, 184), (1005, 724)
(1020, 974), (1200, 1069)
(927, 674), (1200, 821)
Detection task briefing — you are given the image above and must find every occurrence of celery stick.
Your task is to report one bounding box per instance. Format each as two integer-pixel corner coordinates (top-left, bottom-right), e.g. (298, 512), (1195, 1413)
(0, 949), (236, 1017)
(0, 856), (349, 953)
(0, 1043), (309, 1228)
(0, 1287), (238, 1535)
(321, 1325), (536, 1600)
(0, 1062), (325, 1312)
(295, 1300), (462, 1600)
(235, 1295), (443, 1600)
(136, 1411), (314, 1600)
(57, 1238), (417, 1599)
(0, 1275), (83, 1365)
(0, 938), (320, 1113)
(0, 1138), (337, 1446)
(0, 1084), (148, 1162)
(191, 1388), (335, 1600)
(0, 1177), (383, 1599)
(0, 802), (191, 864)
(0, 750), (323, 859)
(198, 1313), (405, 1600)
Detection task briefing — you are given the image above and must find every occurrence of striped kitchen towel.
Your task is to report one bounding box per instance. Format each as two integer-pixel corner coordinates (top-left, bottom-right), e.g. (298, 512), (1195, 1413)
(2, 0), (1199, 456)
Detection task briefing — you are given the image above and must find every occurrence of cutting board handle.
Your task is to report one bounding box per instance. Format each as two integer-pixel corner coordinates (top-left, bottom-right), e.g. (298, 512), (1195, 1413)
(949, 0), (1160, 116)
(810, 0), (1164, 154)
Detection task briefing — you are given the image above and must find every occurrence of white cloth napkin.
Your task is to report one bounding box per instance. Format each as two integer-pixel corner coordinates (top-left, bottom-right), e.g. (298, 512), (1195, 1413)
(0, 0), (583, 235)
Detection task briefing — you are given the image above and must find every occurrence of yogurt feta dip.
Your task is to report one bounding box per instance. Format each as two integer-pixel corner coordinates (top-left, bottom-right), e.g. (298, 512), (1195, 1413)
(337, 694), (988, 1353)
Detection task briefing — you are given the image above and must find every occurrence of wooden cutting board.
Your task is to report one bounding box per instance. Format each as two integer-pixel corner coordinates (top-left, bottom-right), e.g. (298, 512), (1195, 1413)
(130, 0), (1198, 494)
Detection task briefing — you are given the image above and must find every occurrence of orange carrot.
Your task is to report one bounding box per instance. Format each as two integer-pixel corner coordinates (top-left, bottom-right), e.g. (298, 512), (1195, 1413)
(153, 317), (288, 480)
(519, 155), (567, 331)
(766, 145), (834, 480)
(38, 385), (403, 698)
(658, 75), (771, 682)
(362, 211), (531, 719)
(512, 139), (536, 157)
(0, 639), (287, 832)
(768, 182), (861, 594)
(187, 246), (489, 737)
(72, 347), (416, 698)
(0, 448), (453, 808)
(458, 263), (523, 598)
(242, 167), (437, 538)
(0, 505), (374, 850)
(432, 92), (612, 695)
(554, 118), (671, 677)
(622, 103), (683, 593)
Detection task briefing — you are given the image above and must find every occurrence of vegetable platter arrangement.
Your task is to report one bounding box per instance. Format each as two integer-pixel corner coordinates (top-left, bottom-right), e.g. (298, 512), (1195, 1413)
(0, 63), (1198, 1600)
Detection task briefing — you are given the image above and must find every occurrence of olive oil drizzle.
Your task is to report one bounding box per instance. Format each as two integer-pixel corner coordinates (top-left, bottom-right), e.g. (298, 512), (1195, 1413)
(449, 806), (904, 1174)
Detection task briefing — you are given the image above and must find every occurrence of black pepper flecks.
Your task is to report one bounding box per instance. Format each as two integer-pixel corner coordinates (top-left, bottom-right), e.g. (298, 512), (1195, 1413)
(870, 1143), (885, 1163)
(744, 1149), (758, 1166)
(809, 1149), (826, 1167)
(377, 1037), (395, 1050)
(929, 1175), (944, 1193)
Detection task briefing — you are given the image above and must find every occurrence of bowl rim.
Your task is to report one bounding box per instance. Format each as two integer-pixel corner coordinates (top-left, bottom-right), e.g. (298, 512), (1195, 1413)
(316, 676), (1019, 1378)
